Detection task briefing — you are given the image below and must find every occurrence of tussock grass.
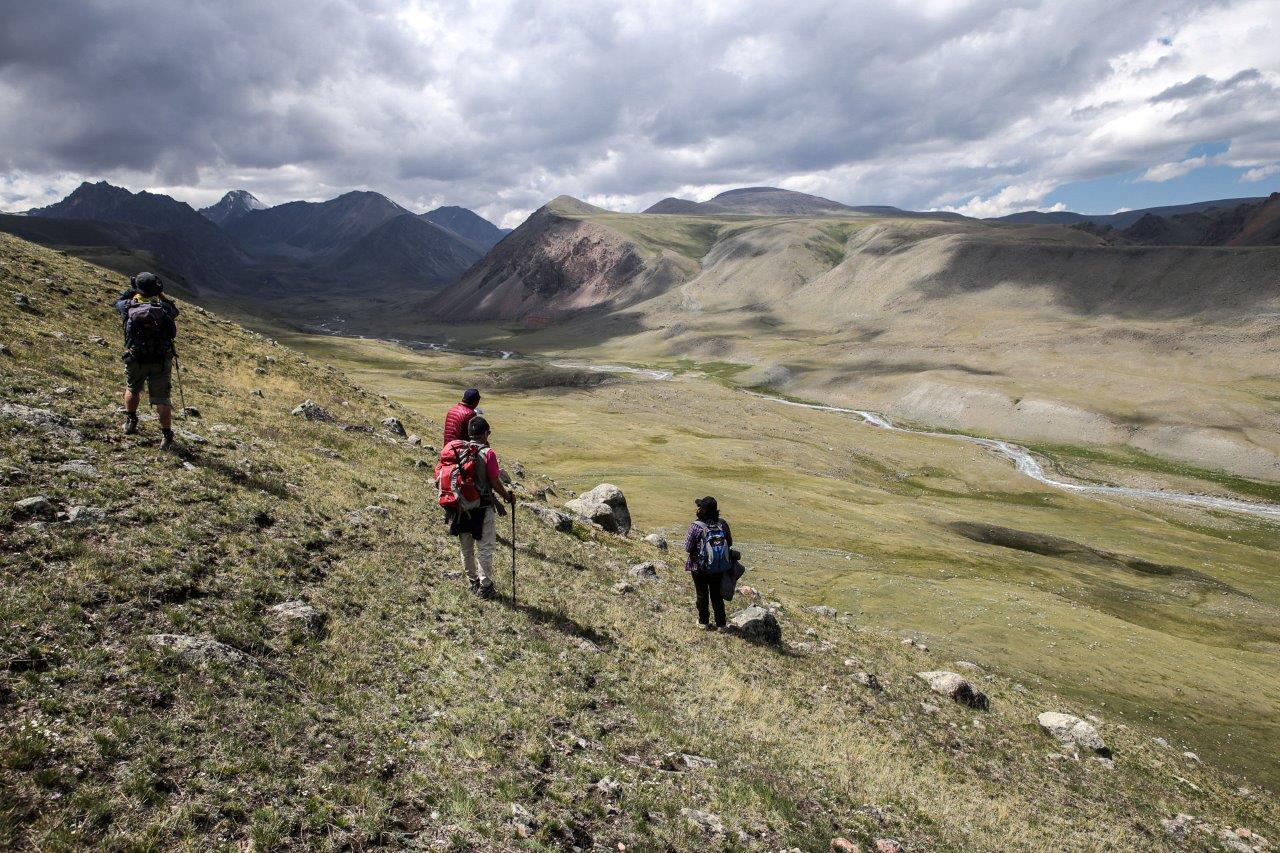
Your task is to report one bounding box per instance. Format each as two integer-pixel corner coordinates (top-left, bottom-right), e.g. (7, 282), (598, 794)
(2, 233), (1278, 850)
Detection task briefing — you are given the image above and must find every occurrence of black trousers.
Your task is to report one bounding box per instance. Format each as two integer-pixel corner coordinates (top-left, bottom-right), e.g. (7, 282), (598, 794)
(691, 571), (726, 627)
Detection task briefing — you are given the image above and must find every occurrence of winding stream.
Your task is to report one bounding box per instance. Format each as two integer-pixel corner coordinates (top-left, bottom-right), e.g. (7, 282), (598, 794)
(745, 392), (1280, 521)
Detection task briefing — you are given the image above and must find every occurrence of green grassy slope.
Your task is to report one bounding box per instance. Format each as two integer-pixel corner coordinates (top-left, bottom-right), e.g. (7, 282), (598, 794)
(2, 233), (1277, 850)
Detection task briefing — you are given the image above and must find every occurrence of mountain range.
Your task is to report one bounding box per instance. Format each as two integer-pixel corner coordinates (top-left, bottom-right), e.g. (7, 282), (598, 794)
(645, 186), (966, 220)
(0, 182), (504, 309)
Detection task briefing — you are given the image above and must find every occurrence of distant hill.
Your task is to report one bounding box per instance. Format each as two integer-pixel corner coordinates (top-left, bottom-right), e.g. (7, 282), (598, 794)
(994, 197), (1268, 230)
(421, 205), (509, 251)
(332, 213), (483, 288)
(199, 189), (266, 226)
(22, 181), (252, 293)
(1055, 195), (1280, 247)
(644, 186), (964, 220)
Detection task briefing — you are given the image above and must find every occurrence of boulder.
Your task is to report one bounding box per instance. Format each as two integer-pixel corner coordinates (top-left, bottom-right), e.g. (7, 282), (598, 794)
(565, 483), (631, 534)
(644, 532), (669, 551)
(147, 633), (244, 665)
(269, 600), (328, 636)
(13, 495), (55, 519)
(407, 434), (423, 446)
(527, 504), (574, 533)
(66, 505), (106, 523)
(917, 671), (989, 710)
(1037, 712), (1110, 756)
(831, 839), (861, 853)
(853, 671), (882, 691)
(291, 400), (333, 421)
(727, 605), (782, 644)
(381, 417), (407, 437)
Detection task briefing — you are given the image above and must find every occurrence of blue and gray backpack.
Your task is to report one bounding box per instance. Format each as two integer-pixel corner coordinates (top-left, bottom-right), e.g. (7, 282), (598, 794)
(696, 520), (732, 574)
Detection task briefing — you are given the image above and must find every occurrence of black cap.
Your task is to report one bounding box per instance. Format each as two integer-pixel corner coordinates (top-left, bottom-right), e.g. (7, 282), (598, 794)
(467, 415), (490, 438)
(695, 496), (718, 513)
(463, 388), (480, 406)
(132, 272), (162, 296)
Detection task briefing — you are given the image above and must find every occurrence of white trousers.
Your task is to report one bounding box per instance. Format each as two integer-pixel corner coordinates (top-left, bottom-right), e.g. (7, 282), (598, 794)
(459, 506), (496, 585)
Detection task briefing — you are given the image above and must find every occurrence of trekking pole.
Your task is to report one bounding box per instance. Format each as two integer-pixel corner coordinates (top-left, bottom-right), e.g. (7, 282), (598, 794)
(510, 500), (517, 605)
(173, 350), (187, 417)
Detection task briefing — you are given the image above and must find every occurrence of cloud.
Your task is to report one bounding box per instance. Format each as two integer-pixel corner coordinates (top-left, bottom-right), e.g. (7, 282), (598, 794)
(942, 182), (1067, 218)
(0, 0), (1277, 222)
(1139, 154), (1208, 182)
(1241, 163), (1280, 182)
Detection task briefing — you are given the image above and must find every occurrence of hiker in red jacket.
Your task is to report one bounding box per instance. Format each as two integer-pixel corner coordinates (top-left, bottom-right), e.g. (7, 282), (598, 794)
(443, 389), (481, 447)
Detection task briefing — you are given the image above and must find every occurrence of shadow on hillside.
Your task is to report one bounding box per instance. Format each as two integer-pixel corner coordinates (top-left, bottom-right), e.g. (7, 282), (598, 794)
(498, 597), (613, 648)
(179, 449), (291, 499)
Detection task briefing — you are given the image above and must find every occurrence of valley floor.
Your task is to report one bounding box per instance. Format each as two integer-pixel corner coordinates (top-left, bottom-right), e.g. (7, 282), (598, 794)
(278, 331), (1280, 791)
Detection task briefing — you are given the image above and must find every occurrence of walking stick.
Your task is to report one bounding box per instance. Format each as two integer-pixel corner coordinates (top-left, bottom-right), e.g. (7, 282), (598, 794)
(173, 350), (187, 417)
(510, 500), (517, 605)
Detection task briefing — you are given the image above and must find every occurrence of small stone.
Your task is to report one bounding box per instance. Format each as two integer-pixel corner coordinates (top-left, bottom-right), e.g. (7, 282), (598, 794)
(1037, 712), (1109, 756)
(1182, 751), (1200, 762)
(595, 777), (621, 798)
(66, 505), (105, 523)
(831, 839), (861, 853)
(644, 532), (669, 550)
(662, 752), (716, 771)
(917, 671), (989, 710)
(727, 605), (782, 644)
(612, 581), (634, 594)
(251, 389), (265, 398)
(364, 505), (389, 516)
(146, 633), (244, 665)
(921, 702), (941, 714)
(13, 495), (55, 519)
(873, 840), (902, 853)
(854, 672), (882, 691)
(182, 406), (201, 418)
(381, 417), (407, 437)
(629, 561), (659, 579)
(14, 293), (31, 308)
(680, 808), (725, 837)
(89, 335), (107, 346)
(955, 660), (982, 671)
(291, 400), (333, 421)
(1152, 737), (1169, 748)
(254, 366), (268, 375)
(269, 600), (328, 636)
(57, 460), (98, 477)
(176, 429), (207, 445)
(0, 344), (12, 356)
(808, 605), (838, 617)
(407, 434), (422, 446)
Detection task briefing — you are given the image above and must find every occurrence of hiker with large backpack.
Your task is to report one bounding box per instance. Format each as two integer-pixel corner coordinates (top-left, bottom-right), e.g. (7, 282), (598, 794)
(436, 415), (515, 599)
(114, 272), (180, 450)
(684, 496), (734, 630)
(442, 388), (481, 447)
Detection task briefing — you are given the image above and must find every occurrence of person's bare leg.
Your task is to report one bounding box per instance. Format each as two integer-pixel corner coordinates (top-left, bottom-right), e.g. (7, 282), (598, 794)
(156, 404), (172, 431)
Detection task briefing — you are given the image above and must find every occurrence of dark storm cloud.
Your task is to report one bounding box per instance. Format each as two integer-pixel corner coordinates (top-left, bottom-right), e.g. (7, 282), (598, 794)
(0, 0), (1275, 221)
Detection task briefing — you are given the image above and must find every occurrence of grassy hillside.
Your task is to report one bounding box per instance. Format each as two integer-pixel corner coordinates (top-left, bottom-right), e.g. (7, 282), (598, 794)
(3, 232), (1278, 850)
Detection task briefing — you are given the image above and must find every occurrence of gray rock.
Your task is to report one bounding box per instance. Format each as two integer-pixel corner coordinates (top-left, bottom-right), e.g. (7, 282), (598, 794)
(629, 561), (659, 579)
(874, 840), (903, 853)
(681, 808), (725, 836)
(1037, 712), (1109, 756)
(182, 406), (201, 419)
(57, 460), (98, 477)
(1, 402), (83, 443)
(595, 777), (621, 798)
(727, 605), (782, 644)
(662, 752), (717, 771)
(644, 532), (669, 550)
(146, 633), (244, 665)
(14, 293), (31, 308)
(527, 504), (574, 533)
(363, 505), (389, 516)
(66, 505), (106, 523)
(89, 335), (107, 347)
(407, 434), (422, 446)
(611, 581), (634, 594)
(917, 671), (989, 710)
(0, 343), (11, 356)
(564, 483), (632, 534)
(920, 702), (941, 714)
(14, 495), (55, 519)
(269, 600), (328, 636)
(955, 660), (983, 671)
(176, 429), (207, 445)
(807, 605), (838, 617)
(381, 417), (407, 437)
(291, 400), (333, 421)
(250, 389), (265, 398)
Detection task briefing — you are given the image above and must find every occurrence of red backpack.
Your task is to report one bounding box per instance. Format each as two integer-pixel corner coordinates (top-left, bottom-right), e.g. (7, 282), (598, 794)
(435, 440), (485, 510)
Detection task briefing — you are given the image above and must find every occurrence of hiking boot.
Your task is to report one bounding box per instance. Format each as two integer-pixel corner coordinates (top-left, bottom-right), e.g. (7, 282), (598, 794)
(477, 581), (497, 600)
(703, 623), (719, 632)
(122, 413), (139, 435)
(159, 429), (175, 451)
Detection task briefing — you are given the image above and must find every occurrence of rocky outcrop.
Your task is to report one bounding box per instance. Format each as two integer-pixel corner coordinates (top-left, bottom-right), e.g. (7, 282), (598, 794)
(527, 504), (574, 533)
(917, 671), (989, 710)
(2, 402), (82, 443)
(1037, 712), (1110, 756)
(381, 416), (406, 437)
(291, 400), (334, 421)
(565, 483), (631, 534)
(147, 634), (245, 666)
(644, 532), (668, 550)
(269, 600), (328, 637)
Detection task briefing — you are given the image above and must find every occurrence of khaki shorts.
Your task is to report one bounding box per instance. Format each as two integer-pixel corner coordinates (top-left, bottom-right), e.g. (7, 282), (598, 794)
(124, 356), (172, 406)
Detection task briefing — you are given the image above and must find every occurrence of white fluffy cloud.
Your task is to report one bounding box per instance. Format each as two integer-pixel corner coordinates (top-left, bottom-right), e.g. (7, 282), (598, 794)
(1, 0), (1277, 221)
(1139, 155), (1209, 182)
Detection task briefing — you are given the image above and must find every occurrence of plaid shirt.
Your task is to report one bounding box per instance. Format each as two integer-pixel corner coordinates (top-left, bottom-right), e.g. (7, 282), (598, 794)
(684, 518), (732, 572)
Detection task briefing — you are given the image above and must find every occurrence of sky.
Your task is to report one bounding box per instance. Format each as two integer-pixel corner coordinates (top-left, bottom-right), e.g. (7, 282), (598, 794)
(1, 0), (1278, 227)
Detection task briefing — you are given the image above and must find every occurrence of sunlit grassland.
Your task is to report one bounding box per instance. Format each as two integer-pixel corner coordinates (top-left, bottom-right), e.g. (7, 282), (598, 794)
(279, 330), (1280, 789)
